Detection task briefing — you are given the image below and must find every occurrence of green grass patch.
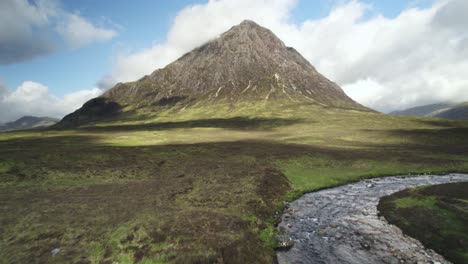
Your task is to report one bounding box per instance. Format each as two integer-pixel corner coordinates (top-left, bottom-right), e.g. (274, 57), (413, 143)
(0, 160), (14, 173)
(394, 196), (437, 209)
(379, 182), (468, 264)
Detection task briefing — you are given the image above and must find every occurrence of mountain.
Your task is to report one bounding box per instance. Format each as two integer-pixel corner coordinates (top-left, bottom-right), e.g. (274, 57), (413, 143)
(57, 20), (369, 127)
(435, 102), (468, 120)
(390, 103), (454, 117)
(391, 102), (468, 120)
(0, 116), (60, 132)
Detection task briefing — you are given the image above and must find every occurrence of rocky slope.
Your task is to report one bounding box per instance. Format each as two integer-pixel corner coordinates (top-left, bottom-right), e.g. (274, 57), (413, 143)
(57, 20), (369, 127)
(0, 116), (59, 132)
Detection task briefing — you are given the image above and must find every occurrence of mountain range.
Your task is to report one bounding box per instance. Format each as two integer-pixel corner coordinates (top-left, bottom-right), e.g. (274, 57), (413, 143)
(0, 116), (59, 132)
(57, 20), (370, 127)
(391, 102), (468, 120)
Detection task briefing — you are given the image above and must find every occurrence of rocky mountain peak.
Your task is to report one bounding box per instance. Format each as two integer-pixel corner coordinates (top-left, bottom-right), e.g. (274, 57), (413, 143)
(219, 19), (286, 50)
(58, 20), (370, 127)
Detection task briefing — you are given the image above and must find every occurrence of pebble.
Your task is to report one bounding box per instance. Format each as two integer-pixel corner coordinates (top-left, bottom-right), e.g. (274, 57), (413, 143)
(51, 248), (60, 256)
(360, 242), (371, 250)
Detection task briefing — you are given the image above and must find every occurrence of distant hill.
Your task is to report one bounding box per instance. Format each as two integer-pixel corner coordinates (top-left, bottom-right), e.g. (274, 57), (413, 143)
(391, 102), (468, 120)
(390, 103), (454, 117)
(56, 20), (370, 128)
(435, 102), (468, 120)
(0, 116), (60, 132)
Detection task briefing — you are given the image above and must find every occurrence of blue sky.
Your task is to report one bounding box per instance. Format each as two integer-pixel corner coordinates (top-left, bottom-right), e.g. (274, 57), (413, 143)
(1, 0), (467, 122)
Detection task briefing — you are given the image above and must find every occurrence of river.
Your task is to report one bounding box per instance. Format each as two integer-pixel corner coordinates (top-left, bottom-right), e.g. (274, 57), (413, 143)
(276, 174), (468, 264)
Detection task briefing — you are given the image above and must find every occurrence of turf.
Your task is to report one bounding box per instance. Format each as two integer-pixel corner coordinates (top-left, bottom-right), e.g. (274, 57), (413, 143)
(378, 182), (468, 264)
(1, 103), (468, 263)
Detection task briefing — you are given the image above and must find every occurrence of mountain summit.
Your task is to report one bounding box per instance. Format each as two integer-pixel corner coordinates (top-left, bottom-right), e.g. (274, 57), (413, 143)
(59, 20), (369, 127)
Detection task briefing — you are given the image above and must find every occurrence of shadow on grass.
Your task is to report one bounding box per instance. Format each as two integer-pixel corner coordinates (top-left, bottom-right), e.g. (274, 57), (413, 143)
(74, 117), (305, 132)
(360, 126), (468, 157)
(417, 118), (468, 127)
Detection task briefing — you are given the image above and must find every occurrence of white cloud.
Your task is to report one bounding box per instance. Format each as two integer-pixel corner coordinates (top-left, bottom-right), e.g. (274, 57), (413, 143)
(57, 13), (117, 48)
(0, 0), (117, 64)
(102, 0), (468, 112)
(0, 81), (101, 123)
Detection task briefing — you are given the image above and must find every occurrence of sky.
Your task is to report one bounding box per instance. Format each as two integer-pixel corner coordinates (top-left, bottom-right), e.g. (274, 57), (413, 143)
(0, 0), (467, 122)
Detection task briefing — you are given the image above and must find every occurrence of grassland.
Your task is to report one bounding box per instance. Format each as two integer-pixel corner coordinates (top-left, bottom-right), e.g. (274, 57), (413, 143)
(1, 103), (468, 263)
(378, 182), (468, 264)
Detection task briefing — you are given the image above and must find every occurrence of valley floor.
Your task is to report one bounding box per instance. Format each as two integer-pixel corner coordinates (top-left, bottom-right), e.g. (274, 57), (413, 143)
(1, 104), (468, 263)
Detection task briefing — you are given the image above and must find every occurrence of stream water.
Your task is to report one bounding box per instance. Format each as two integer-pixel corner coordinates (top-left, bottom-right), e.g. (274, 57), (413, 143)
(276, 174), (468, 264)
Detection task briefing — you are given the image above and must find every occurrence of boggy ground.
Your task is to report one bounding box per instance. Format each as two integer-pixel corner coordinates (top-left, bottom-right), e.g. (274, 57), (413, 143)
(1, 104), (468, 263)
(379, 182), (468, 264)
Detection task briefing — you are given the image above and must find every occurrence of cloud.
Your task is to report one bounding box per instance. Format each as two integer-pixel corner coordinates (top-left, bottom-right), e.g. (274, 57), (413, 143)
(0, 81), (101, 123)
(0, 0), (57, 64)
(0, 82), (9, 97)
(432, 0), (468, 31)
(57, 13), (118, 48)
(102, 0), (468, 112)
(308, 0), (468, 112)
(0, 0), (117, 64)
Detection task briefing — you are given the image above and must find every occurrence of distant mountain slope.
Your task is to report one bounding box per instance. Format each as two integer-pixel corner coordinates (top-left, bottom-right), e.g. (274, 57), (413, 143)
(391, 102), (468, 120)
(390, 103), (454, 117)
(435, 102), (468, 120)
(57, 20), (370, 128)
(0, 116), (59, 132)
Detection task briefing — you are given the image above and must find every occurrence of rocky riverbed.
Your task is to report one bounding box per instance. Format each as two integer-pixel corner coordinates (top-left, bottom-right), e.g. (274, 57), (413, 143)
(276, 174), (468, 264)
